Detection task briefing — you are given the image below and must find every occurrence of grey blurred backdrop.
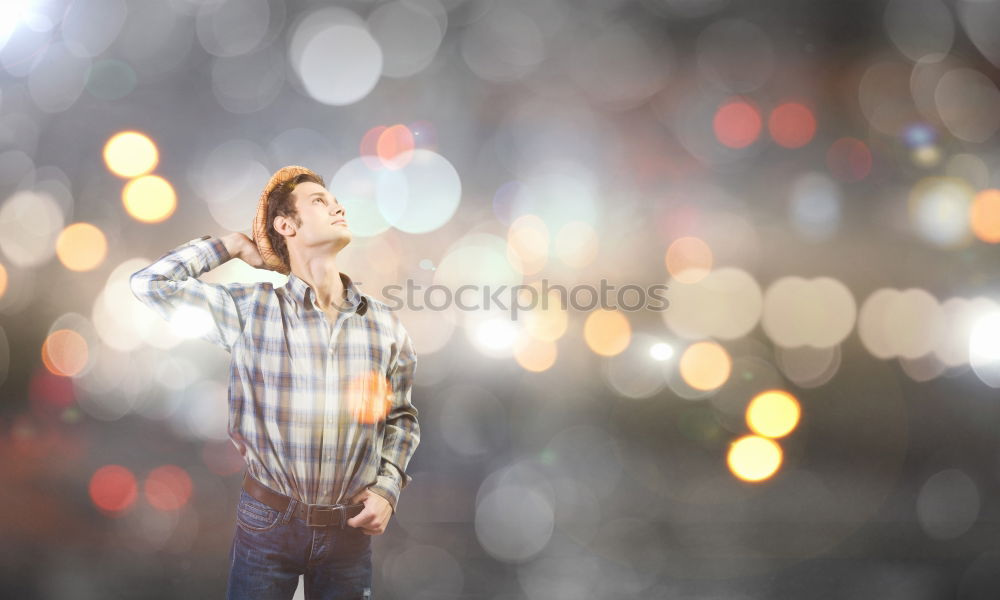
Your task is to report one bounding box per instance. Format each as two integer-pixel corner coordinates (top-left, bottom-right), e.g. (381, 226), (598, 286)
(1, 0), (1000, 598)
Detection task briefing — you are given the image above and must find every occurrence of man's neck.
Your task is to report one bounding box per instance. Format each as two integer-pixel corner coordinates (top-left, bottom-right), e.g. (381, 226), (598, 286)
(290, 261), (348, 312)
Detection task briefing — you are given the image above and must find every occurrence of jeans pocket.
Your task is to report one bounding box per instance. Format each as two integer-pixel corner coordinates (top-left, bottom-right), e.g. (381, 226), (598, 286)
(236, 490), (281, 532)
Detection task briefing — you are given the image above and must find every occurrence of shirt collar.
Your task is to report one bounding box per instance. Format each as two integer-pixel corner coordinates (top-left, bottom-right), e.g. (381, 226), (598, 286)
(285, 271), (368, 317)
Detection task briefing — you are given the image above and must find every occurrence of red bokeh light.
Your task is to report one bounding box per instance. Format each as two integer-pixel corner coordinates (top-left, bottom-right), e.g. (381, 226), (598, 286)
(144, 464), (193, 511)
(713, 100), (762, 149)
(28, 366), (76, 419)
(826, 137), (872, 182)
(89, 465), (137, 514)
(768, 102), (816, 148)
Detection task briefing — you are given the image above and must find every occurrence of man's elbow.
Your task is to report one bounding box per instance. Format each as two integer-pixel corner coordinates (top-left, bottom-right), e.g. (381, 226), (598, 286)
(129, 271), (144, 294)
(129, 270), (158, 302)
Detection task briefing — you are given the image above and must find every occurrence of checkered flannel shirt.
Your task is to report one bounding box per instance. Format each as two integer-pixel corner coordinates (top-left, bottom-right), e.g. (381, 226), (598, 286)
(130, 234), (419, 512)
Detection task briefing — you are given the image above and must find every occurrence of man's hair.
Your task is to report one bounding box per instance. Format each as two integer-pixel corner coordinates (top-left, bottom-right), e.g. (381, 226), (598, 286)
(266, 172), (326, 270)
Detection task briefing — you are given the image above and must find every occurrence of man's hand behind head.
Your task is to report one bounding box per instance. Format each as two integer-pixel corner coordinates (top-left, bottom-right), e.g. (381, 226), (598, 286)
(223, 232), (269, 270)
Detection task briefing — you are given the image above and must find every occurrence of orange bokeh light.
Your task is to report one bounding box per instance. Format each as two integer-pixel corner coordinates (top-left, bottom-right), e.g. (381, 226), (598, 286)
(377, 124), (415, 169)
(56, 222), (108, 271)
(713, 100), (762, 149)
(584, 309), (631, 357)
(89, 465), (138, 514)
(41, 329), (89, 377)
(346, 370), (392, 424)
(665, 236), (713, 284)
(970, 189), (1000, 244)
(679, 341), (732, 391)
(513, 336), (558, 372)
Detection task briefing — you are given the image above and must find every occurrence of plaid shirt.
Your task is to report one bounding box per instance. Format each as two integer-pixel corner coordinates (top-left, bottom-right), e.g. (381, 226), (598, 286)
(130, 234), (419, 511)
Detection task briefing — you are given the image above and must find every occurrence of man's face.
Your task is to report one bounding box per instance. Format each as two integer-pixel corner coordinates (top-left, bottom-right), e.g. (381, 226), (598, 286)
(280, 181), (351, 253)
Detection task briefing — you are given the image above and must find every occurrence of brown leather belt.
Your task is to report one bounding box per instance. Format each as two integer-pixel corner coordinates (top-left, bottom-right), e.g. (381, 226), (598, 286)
(242, 472), (365, 528)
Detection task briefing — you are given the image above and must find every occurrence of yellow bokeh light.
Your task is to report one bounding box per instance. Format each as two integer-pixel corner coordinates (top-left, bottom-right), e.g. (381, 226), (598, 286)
(727, 435), (783, 482)
(679, 341), (732, 391)
(0, 262), (7, 299)
(104, 131), (159, 178)
(746, 389), (801, 438)
(665, 236), (713, 284)
(513, 335), (557, 372)
(907, 176), (974, 248)
(42, 329), (89, 377)
(123, 175), (177, 223)
(507, 215), (549, 275)
(911, 145), (941, 168)
(970, 189), (1000, 244)
(56, 223), (108, 271)
(523, 289), (568, 342)
(584, 309), (631, 357)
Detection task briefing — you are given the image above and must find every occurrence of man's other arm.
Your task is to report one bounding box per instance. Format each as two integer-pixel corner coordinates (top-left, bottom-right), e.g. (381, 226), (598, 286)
(367, 323), (420, 514)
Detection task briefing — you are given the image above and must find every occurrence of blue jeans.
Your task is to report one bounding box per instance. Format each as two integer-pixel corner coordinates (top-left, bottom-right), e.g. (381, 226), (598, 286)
(226, 489), (373, 599)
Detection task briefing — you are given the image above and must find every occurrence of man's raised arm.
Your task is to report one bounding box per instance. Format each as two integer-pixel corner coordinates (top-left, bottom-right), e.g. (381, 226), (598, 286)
(129, 233), (263, 353)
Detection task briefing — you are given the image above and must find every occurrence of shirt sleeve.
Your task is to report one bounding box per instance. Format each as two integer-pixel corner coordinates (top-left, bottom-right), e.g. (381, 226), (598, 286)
(129, 235), (258, 353)
(367, 322), (420, 513)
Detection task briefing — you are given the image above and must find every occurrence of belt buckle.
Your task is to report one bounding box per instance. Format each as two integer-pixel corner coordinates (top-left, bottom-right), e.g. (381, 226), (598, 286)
(305, 504), (343, 527)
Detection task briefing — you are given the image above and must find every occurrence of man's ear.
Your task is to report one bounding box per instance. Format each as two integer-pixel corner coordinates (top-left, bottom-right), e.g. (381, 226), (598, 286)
(273, 215), (294, 237)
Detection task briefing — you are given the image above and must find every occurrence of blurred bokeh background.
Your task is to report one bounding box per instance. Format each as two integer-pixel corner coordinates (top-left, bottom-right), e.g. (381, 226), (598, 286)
(2, 0), (1000, 597)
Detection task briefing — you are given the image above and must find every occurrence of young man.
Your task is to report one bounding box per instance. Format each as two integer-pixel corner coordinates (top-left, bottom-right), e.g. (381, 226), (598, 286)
(130, 165), (420, 599)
